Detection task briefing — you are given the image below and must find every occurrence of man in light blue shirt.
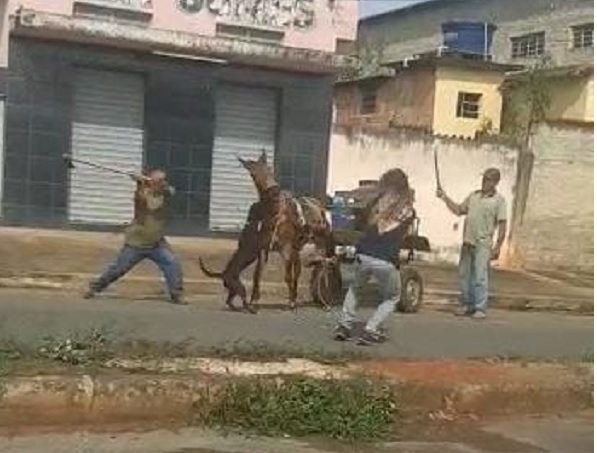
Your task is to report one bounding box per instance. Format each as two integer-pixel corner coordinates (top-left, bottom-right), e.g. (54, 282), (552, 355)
(437, 168), (507, 319)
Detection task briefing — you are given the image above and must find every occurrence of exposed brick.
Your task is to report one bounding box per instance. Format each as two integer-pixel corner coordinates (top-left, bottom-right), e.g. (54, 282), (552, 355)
(511, 123), (594, 271)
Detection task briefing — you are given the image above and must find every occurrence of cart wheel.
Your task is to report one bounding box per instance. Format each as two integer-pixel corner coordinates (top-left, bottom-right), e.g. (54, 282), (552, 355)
(397, 267), (423, 313)
(309, 261), (343, 310)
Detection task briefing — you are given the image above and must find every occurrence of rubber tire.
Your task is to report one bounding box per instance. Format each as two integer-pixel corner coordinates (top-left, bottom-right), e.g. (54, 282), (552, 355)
(310, 263), (343, 310)
(397, 267), (424, 313)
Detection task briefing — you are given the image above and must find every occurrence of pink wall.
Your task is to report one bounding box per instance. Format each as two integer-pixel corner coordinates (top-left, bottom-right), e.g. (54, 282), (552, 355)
(0, 0), (357, 66)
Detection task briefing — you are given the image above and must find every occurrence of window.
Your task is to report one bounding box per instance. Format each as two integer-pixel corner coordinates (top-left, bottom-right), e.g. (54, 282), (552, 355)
(571, 23), (593, 49)
(511, 32), (545, 58)
(216, 24), (284, 43)
(359, 86), (377, 115)
(456, 92), (482, 119)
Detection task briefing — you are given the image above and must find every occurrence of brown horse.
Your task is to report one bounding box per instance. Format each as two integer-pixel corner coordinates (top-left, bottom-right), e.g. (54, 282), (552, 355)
(198, 150), (334, 311)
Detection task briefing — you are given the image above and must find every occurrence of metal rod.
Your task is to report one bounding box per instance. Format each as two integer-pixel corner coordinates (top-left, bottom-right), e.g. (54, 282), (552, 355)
(62, 154), (137, 178)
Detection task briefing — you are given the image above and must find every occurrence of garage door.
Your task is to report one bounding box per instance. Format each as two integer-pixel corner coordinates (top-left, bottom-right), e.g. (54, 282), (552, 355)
(69, 69), (144, 224)
(209, 85), (277, 231)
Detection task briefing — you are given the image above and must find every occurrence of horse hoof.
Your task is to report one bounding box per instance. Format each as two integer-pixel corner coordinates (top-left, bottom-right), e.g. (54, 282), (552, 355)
(244, 305), (259, 314)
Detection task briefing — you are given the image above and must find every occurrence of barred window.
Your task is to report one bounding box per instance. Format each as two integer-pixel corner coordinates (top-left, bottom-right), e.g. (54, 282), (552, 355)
(571, 23), (593, 49)
(359, 86), (377, 115)
(511, 32), (545, 58)
(456, 92), (482, 119)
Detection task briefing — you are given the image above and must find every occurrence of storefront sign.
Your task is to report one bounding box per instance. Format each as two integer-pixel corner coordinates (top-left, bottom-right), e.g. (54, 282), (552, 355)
(207, 0), (315, 29)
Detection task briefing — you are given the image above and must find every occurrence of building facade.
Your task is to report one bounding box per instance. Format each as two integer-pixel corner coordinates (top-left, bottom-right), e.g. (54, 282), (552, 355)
(358, 0), (593, 69)
(0, 0), (357, 234)
(334, 56), (517, 138)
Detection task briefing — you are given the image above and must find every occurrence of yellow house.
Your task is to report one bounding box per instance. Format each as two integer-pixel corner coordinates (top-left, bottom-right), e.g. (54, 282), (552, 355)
(544, 65), (594, 123)
(377, 55), (521, 138)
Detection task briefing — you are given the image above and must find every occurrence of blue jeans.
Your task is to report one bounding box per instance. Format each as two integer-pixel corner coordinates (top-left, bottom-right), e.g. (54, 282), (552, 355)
(91, 240), (183, 299)
(458, 243), (490, 313)
(339, 254), (401, 333)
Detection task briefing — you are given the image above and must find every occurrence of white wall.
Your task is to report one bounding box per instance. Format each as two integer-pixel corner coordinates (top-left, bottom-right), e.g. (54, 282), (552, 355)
(328, 129), (519, 264)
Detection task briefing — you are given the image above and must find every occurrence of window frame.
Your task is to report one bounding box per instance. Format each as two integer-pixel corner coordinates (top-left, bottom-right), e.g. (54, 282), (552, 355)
(456, 92), (482, 120)
(510, 32), (546, 59)
(571, 23), (594, 49)
(359, 85), (378, 115)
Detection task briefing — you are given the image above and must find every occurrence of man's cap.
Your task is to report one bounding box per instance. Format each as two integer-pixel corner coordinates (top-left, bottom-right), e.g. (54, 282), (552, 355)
(483, 168), (501, 180)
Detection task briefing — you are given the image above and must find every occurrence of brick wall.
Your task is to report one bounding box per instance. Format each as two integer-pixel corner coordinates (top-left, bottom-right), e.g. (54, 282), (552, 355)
(359, 0), (593, 68)
(509, 122), (594, 271)
(333, 67), (435, 132)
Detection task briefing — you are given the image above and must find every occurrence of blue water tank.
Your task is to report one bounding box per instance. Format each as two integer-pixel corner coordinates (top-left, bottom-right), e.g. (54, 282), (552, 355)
(441, 21), (497, 57)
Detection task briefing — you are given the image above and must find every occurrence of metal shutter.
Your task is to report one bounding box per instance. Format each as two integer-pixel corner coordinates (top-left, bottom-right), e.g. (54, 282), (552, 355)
(209, 85), (277, 231)
(69, 69), (144, 225)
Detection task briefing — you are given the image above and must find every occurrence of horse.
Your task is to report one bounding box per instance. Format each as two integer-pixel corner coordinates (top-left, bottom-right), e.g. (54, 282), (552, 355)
(198, 150), (334, 311)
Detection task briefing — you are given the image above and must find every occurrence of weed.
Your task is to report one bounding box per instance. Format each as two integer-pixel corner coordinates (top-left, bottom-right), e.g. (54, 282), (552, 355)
(0, 339), (24, 376)
(194, 376), (396, 441)
(38, 327), (113, 366)
(581, 348), (594, 363)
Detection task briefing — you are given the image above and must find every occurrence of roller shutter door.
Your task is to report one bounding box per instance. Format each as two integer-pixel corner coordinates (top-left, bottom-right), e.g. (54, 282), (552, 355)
(209, 85), (277, 231)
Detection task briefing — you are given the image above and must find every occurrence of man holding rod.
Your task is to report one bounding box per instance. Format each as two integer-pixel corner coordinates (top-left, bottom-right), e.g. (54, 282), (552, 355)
(84, 169), (185, 305)
(436, 168), (507, 319)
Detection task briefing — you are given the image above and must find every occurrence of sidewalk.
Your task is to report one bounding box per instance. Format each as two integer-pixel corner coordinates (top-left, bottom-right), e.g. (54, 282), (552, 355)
(0, 227), (593, 313)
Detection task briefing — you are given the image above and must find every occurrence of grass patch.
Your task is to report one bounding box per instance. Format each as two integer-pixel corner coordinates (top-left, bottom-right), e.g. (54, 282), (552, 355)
(193, 376), (396, 441)
(38, 327), (113, 367)
(0, 329), (369, 376)
(581, 348), (593, 364)
(0, 338), (24, 376)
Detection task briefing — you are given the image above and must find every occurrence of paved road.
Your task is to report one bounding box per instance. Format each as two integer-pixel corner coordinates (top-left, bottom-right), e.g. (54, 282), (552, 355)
(0, 414), (593, 452)
(0, 289), (592, 359)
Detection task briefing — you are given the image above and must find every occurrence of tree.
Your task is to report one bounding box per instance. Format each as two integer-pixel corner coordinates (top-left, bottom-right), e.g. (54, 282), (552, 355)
(501, 60), (552, 147)
(355, 38), (387, 76)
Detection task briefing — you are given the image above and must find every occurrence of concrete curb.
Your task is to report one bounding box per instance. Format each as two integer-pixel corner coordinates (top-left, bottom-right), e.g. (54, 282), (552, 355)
(0, 360), (592, 429)
(0, 273), (593, 314)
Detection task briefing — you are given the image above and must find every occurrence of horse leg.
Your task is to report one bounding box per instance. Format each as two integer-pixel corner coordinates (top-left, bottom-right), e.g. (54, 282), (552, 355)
(249, 251), (264, 310)
(224, 274), (253, 315)
(280, 244), (295, 310)
(224, 289), (239, 311)
(281, 245), (301, 311)
(290, 247), (301, 309)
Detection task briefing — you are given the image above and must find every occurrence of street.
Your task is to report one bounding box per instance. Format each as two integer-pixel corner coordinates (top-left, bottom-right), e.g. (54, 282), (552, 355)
(0, 289), (592, 360)
(0, 413), (593, 452)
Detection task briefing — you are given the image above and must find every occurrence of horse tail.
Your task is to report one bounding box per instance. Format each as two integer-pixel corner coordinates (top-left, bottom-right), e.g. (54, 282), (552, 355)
(197, 257), (224, 279)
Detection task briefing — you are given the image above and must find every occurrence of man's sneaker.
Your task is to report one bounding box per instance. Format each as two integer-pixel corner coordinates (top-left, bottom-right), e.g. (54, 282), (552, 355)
(83, 288), (96, 300)
(471, 310), (487, 320)
(356, 329), (387, 346)
(454, 307), (475, 317)
(170, 294), (188, 305)
(333, 324), (351, 341)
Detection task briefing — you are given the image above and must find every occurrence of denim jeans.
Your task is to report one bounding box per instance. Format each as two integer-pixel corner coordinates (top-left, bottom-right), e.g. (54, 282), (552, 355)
(91, 240), (183, 299)
(458, 243), (491, 313)
(338, 254), (401, 334)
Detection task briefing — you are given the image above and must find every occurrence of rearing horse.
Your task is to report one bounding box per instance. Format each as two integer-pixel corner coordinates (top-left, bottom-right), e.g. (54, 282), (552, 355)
(198, 150), (334, 311)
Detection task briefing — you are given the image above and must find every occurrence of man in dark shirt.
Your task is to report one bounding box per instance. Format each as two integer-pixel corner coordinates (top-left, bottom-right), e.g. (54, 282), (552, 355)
(84, 169), (185, 304)
(334, 169), (415, 346)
